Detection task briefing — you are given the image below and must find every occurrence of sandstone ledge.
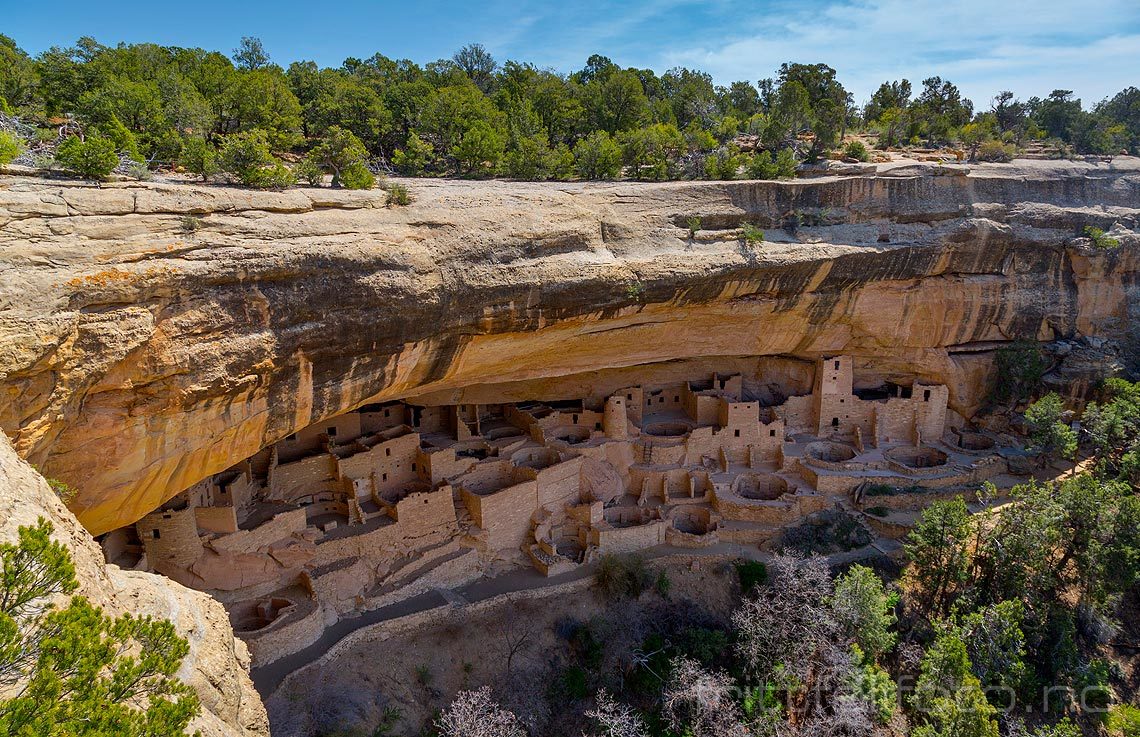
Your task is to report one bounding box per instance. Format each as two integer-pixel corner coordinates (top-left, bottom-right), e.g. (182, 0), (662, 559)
(1, 159), (1138, 534)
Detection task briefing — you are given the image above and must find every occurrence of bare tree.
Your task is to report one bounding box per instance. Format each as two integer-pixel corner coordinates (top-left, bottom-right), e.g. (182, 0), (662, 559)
(733, 552), (838, 687)
(436, 686), (526, 737)
(585, 689), (648, 737)
(662, 656), (749, 737)
(492, 596), (538, 673)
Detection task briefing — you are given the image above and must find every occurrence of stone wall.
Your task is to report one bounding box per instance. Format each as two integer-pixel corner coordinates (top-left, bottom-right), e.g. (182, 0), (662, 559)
(136, 507), (202, 569)
(210, 509), (307, 555)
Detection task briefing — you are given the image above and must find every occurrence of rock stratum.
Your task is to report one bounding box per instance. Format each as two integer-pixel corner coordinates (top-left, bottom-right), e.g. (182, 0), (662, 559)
(2, 159), (1139, 536)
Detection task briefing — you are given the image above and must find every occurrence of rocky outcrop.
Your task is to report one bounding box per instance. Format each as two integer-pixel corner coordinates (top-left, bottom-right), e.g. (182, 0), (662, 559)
(1, 159), (1139, 534)
(0, 434), (269, 736)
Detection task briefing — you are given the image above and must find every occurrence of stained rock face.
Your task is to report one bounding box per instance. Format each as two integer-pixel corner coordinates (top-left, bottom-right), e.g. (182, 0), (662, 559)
(1, 159), (1139, 535)
(0, 435), (269, 736)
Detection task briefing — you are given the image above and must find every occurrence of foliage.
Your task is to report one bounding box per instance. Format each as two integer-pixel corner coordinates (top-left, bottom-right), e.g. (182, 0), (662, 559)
(740, 222), (764, 244)
(661, 657), (747, 737)
(1024, 392), (1077, 462)
(0, 130), (24, 166)
(831, 564), (898, 658)
(386, 182), (410, 206)
(1084, 226), (1121, 249)
(842, 139), (869, 161)
(391, 131), (434, 176)
(218, 129), (274, 186)
(307, 126), (369, 187)
(686, 216), (701, 238)
(734, 559), (768, 594)
(453, 120), (506, 176)
(180, 136), (218, 181)
(904, 497), (973, 616)
(910, 628), (999, 737)
(781, 508), (871, 554)
(990, 341), (1046, 405)
(976, 139), (1016, 162)
(0, 519), (200, 736)
(744, 148), (797, 179)
(54, 134), (118, 179)
(294, 157), (324, 186)
(618, 123), (683, 181)
(586, 689), (648, 737)
(1108, 704), (1140, 737)
(706, 143), (743, 179)
(1083, 378), (1140, 477)
(594, 554), (652, 601)
(573, 130), (622, 179)
(339, 161), (375, 190)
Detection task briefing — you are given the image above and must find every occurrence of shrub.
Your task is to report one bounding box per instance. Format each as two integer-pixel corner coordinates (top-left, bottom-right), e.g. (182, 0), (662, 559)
(219, 130), (274, 186)
(706, 144), (742, 179)
(1108, 704), (1140, 737)
(391, 131), (434, 176)
(734, 559), (768, 594)
(1084, 226), (1120, 249)
(655, 569), (671, 598)
(843, 140), (870, 161)
(294, 157), (323, 186)
(257, 161), (297, 190)
(179, 215), (204, 233)
(686, 215), (701, 238)
(0, 519), (200, 735)
(976, 139), (1015, 162)
(741, 222), (764, 244)
(54, 135), (119, 180)
(990, 341), (1046, 405)
(0, 130), (24, 166)
(573, 130), (622, 179)
(340, 161), (375, 190)
(386, 182), (410, 206)
(744, 148), (797, 179)
(594, 553), (652, 600)
(180, 136), (217, 181)
(307, 126), (370, 187)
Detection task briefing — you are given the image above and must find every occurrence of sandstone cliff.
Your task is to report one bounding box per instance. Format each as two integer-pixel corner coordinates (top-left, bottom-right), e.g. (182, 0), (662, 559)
(0, 434), (269, 736)
(1, 159), (1138, 534)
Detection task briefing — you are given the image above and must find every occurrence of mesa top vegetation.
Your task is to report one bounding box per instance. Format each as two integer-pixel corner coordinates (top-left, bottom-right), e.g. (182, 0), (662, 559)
(0, 34), (1137, 184)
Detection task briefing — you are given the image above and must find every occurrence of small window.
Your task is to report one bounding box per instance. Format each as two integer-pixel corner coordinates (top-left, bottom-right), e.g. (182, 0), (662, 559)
(627, 393), (633, 401)
(595, 422), (602, 430)
(770, 429), (776, 437)
(659, 397), (665, 404)
(572, 414), (579, 423)
(673, 396), (679, 403)
(327, 427), (337, 437)
(152, 529), (161, 539)
(412, 463), (417, 471)
(734, 429), (740, 437)
(385, 448), (391, 457)
(840, 398), (844, 403)
(831, 417), (839, 427)
(384, 409), (390, 417)
(834, 360), (840, 370)
(382, 473), (388, 481)
(923, 390), (931, 402)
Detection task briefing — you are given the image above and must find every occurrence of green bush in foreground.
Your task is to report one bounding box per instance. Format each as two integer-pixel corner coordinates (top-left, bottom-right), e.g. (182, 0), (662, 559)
(0, 519), (200, 736)
(54, 135), (118, 179)
(0, 131), (24, 166)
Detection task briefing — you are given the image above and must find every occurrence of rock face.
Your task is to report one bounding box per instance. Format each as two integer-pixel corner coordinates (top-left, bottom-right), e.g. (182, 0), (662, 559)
(0, 434), (269, 736)
(1, 159), (1139, 535)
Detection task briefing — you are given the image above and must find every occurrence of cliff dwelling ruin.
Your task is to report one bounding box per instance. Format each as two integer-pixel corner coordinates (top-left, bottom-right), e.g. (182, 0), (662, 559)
(98, 355), (1017, 667)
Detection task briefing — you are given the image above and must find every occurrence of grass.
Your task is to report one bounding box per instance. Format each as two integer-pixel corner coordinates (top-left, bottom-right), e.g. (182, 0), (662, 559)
(740, 222), (764, 244)
(386, 182), (411, 206)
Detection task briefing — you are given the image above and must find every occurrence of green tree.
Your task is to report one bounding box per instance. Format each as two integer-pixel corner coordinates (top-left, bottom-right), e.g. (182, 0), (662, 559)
(306, 125), (368, 187)
(573, 130), (622, 179)
(451, 44), (497, 94)
(0, 519), (199, 736)
(1024, 393), (1077, 464)
(0, 131), (24, 167)
(618, 123), (683, 180)
(587, 69), (649, 133)
(911, 629), (999, 737)
(180, 135), (217, 180)
(990, 342), (1045, 405)
(831, 564), (897, 659)
(339, 162), (374, 190)
(218, 129), (274, 186)
(232, 36), (269, 71)
(54, 135), (119, 179)
(391, 131), (434, 175)
(453, 120), (505, 176)
(904, 498), (973, 616)
(0, 35), (38, 111)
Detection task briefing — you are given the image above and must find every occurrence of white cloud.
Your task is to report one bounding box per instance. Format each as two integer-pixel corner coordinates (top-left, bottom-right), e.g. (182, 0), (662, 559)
(653, 0), (1140, 103)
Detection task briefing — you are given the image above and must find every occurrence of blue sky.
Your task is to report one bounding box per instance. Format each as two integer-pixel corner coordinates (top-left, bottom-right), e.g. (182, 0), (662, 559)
(5, 0), (1139, 106)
